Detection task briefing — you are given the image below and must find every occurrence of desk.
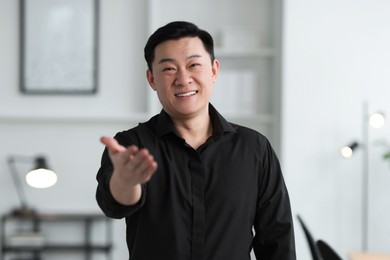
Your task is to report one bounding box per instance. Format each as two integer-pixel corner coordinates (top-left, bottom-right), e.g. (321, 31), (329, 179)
(0, 213), (112, 260)
(349, 253), (390, 260)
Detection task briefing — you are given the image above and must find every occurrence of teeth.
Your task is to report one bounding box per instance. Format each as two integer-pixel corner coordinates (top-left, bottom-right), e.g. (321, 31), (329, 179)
(176, 91), (196, 97)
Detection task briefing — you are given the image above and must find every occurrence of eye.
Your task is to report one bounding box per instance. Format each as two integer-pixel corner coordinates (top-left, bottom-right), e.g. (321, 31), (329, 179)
(190, 63), (201, 68)
(162, 67), (176, 72)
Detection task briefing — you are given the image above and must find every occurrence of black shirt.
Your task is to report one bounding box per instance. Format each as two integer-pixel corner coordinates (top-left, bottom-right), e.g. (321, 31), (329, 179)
(96, 105), (296, 260)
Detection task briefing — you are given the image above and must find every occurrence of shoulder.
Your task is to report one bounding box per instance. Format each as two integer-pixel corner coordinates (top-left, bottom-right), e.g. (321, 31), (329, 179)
(229, 122), (269, 145)
(226, 122), (278, 161)
(114, 115), (160, 148)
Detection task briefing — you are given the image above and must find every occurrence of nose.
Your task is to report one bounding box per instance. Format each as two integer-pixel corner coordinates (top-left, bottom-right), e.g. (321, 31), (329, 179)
(175, 69), (193, 86)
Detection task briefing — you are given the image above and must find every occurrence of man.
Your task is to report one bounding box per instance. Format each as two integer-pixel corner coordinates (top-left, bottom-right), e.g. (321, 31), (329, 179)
(96, 21), (296, 259)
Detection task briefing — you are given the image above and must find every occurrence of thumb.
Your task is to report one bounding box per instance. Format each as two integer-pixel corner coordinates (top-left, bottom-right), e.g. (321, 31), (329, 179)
(100, 136), (126, 154)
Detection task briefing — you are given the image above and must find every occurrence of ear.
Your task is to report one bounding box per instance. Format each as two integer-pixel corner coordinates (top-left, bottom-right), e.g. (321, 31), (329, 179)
(211, 59), (220, 83)
(146, 69), (157, 91)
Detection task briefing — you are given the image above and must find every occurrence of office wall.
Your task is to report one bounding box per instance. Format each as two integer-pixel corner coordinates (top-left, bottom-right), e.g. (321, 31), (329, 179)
(283, 0), (390, 259)
(0, 0), (148, 258)
(2, 0), (390, 259)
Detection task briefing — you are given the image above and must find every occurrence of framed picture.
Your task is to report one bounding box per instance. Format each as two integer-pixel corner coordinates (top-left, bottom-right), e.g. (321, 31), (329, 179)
(20, 0), (99, 94)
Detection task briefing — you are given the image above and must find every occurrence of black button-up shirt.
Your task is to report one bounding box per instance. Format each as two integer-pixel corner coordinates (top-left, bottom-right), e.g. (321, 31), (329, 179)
(96, 105), (296, 260)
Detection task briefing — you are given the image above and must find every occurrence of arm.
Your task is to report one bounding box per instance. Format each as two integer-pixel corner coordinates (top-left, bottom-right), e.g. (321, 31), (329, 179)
(100, 136), (158, 206)
(253, 140), (296, 259)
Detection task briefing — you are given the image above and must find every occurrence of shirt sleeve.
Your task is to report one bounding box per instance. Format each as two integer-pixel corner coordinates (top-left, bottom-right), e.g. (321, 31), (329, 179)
(252, 138), (296, 259)
(95, 146), (146, 219)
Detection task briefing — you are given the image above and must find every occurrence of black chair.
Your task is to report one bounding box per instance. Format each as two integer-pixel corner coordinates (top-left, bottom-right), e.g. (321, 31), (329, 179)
(297, 215), (323, 260)
(296, 215), (343, 260)
(317, 240), (343, 260)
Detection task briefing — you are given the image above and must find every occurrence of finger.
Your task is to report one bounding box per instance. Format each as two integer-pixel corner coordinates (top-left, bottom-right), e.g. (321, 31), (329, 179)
(127, 145), (140, 157)
(142, 159), (158, 183)
(135, 151), (157, 176)
(142, 160), (158, 178)
(134, 157), (158, 184)
(130, 149), (154, 169)
(100, 136), (126, 153)
(136, 154), (157, 173)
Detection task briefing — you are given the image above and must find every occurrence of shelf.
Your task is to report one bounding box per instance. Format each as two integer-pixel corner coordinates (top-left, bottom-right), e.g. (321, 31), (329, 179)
(1, 213), (113, 260)
(215, 47), (275, 58)
(3, 213), (107, 220)
(225, 114), (275, 124)
(3, 244), (112, 252)
(0, 112), (275, 125)
(0, 113), (149, 124)
(149, 0), (282, 150)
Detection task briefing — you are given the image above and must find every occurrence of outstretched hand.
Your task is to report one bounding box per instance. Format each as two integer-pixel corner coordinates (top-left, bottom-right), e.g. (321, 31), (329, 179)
(100, 136), (158, 205)
(100, 136), (158, 186)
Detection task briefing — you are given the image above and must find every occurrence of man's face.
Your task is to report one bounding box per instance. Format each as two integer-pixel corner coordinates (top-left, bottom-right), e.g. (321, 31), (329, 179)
(146, 37), (219, 119)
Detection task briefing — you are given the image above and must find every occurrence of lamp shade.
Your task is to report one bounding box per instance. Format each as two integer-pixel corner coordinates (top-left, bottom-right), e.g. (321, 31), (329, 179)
(340, 142), (359, 159)
(369, 112), (385, 128)
(25, 157), (57, 188)
(8, 155), (58, 216)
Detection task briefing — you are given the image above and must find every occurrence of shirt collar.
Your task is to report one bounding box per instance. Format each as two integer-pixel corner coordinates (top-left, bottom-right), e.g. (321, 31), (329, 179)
(155, 103), (236, 139)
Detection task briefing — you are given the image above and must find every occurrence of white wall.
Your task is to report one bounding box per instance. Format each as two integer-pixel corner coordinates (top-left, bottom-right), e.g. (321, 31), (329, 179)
(2, 0), (390, 259)
(0, 0), (148, 258)
(283, 0), (390, 259)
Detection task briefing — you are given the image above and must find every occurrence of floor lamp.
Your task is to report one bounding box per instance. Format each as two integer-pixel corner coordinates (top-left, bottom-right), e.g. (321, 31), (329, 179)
(340, 102), (385, 251)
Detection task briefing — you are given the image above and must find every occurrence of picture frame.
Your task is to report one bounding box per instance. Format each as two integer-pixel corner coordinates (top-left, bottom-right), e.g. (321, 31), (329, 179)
(20, 0), (99, 95)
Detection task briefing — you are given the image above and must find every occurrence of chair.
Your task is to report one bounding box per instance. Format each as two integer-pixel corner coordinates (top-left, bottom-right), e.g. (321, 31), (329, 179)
(296, 215), (343, 260)
(317, 240), (343, 260)
(296, 215), (323, 260)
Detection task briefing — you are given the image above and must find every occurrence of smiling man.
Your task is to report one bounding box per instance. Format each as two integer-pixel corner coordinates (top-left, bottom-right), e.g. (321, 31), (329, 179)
(96, 21), (296, 260)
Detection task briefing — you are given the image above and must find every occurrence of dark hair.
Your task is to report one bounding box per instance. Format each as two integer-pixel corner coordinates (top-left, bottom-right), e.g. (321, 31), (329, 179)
(144, 21), (215, 71)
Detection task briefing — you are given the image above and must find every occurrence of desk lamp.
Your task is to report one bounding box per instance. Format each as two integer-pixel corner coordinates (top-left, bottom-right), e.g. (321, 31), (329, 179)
(7, 155), (58, 216)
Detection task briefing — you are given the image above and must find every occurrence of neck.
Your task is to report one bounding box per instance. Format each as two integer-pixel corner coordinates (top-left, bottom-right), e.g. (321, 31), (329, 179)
(172, 114), (212, 149)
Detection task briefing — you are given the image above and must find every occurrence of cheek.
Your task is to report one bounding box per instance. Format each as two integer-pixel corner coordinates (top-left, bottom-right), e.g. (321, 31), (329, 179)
(157, 74), (175, 84)
(152, 77), (169, 91)
(154, 78), (173, 96)
(201, 72), (217, 87)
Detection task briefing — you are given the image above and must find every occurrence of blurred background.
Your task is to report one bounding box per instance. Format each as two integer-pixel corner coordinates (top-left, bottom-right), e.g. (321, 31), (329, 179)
(1, 0), (390, 259)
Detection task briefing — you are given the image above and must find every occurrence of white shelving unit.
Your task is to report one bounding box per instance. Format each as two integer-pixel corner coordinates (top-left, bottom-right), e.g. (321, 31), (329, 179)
(0, 213), (112, 260)
(2, 1), (282, 152)
(146, 0), (283, 152)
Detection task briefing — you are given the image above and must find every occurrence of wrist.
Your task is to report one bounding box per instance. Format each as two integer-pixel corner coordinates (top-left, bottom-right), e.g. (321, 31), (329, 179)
(109, 173), (142, 206)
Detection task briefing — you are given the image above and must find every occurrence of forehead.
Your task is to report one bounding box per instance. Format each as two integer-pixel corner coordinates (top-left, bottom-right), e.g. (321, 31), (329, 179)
(154, 37), (207, 59)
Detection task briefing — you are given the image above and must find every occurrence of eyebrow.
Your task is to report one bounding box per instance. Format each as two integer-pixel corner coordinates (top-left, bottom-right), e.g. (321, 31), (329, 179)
(157, 54), (202, 64)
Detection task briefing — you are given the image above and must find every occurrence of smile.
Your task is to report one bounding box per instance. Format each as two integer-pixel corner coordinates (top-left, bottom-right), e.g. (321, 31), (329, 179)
(175, 91), (197, 97)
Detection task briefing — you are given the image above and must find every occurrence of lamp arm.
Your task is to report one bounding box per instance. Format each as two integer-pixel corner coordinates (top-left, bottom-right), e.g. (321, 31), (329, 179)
(7, 157), (30, 210)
